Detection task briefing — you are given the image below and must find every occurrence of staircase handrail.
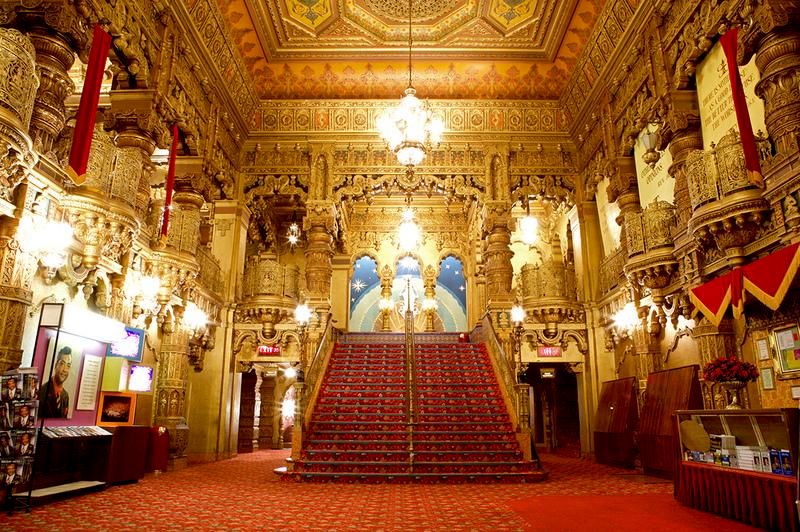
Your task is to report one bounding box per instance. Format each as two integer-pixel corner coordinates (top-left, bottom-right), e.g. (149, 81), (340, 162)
(481, 313), (527, 432)
(302, 313), (339, 429)
(404, 308), (417, 424)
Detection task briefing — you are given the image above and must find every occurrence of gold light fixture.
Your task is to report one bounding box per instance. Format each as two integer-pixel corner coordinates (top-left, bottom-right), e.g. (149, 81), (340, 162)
(377, 0), (443, 171)
(17, 212), (74, 280)
(518, 199), (538, 246)
(397, 207), (421, 252)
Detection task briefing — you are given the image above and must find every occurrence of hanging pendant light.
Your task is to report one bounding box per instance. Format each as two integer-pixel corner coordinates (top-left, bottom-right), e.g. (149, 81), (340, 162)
(519, 199), (538, 246)
(377, 0), (444, 171)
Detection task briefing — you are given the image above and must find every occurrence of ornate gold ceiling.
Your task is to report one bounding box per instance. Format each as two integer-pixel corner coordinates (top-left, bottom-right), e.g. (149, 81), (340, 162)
(215, 0), (605, 99)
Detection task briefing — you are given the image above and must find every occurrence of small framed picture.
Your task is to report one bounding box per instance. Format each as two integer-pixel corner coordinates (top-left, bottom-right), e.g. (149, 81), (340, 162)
(96, 392), (136, 427)
(772, 323), (800, 374)
(791, 386), (800, 400)
(755, 338), (770, 361)
(760, 367), (775, 390)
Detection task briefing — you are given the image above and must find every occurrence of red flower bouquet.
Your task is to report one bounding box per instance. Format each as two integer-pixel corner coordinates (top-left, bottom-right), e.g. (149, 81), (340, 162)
(702, 355), (759, 383)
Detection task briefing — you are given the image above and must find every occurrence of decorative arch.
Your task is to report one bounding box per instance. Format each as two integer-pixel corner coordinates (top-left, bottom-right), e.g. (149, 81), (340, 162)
(436, 255), (468, 331)
(349, 255), (381, 329)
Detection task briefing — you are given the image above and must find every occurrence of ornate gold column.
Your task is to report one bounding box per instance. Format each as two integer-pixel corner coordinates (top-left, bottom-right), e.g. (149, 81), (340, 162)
(154, 307), (191, 461)
(379, 264), (393, 331)
(303, 200), (336, 313)
(423, 264), (437, 332)
(481, 201), (514, 308)
(7, 3), (87, 154)
(0, 28), (40, 370)
(150, 162), (203, 463)
(692, 319), (737, 408)
(663, 90), (703, 228)
(751, 21), (800, 156)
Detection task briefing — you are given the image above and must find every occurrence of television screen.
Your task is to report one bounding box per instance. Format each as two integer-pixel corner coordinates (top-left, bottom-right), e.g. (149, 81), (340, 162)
(107, 327), (145, 362)
(128, 365), (154, 393)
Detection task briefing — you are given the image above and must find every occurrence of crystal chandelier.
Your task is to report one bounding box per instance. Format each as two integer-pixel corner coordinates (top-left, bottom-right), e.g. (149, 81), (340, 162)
(397, 207), (421, 252)
(286, 212), (301, 248)
(377, 0), (443, 170)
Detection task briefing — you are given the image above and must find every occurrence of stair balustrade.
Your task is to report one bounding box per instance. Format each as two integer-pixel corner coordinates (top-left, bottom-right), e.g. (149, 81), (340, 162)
(290, 313), (338, 466)
(481, 314), (534, 461)
(403, 283), (418, 471)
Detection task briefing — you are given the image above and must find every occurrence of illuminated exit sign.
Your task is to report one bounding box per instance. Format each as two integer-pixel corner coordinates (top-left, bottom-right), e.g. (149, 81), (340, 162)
(258, 345), (281, 356)
(537, 346), (562, 358)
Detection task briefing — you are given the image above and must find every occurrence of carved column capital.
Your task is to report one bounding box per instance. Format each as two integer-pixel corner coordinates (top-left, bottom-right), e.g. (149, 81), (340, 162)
(4, 0), (89, 154)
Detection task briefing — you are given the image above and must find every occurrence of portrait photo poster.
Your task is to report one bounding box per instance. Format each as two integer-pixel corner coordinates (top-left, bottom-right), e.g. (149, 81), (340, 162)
(34, 330), (107, 423)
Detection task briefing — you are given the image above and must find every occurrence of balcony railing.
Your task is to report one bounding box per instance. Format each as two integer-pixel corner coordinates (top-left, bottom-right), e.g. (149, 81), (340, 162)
(242, 254), (300, 299)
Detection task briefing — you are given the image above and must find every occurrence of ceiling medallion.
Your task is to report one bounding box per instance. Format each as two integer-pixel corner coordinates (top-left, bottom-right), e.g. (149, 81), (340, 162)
(363, 0), (461, 22)
(377, 0), (444, 175)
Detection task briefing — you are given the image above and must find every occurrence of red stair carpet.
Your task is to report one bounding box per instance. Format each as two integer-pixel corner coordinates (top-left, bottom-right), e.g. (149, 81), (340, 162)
(292, 336), (546, 482)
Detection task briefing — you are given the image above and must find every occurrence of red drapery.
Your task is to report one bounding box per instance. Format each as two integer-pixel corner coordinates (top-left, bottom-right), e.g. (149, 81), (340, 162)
(67, 24), (111, 184)
(719, 28), (764, 188)
(160, 124), (179, 242)
(690, 243), (800, 325)
(675, 462), (798, 531)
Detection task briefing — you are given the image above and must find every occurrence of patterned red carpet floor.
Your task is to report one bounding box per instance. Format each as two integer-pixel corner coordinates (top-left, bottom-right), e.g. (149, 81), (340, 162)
(4, 450), (757, 531)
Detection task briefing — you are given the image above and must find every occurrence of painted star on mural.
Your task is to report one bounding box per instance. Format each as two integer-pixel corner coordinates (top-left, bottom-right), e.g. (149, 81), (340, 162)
(351, 279), (365, 293)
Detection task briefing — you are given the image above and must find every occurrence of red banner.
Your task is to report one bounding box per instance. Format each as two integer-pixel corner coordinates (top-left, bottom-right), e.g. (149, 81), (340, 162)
(160, 124), (179, 242)
(743, 242), (800, 309)
(689, 273), (733, 326)
(690, 243), (800, 325)
(719, 28), (764, 188)
(67, 24), (111, 184)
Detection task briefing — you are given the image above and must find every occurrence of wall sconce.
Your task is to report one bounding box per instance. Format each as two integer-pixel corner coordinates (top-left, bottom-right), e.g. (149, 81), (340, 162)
(183, 301), (208, 338)
(510, 305), (526, 379)
(294, 303), (313, 366)
(612, 302), (639, 337)
(422, 297), (438, 332)
(127, 272), (162, 322)
(676, 315), (695, 332)
(378, 297), (393, 331)
(17, 214), (74, 281)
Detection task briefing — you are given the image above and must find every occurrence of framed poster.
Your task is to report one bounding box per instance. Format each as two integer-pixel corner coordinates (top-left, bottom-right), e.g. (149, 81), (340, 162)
(96, 392), (136, 427)
(755, 337), (770, 361)
(772, 323), (800, 375)
(760, 367), (775, 390)
(40, 337), (84, 419)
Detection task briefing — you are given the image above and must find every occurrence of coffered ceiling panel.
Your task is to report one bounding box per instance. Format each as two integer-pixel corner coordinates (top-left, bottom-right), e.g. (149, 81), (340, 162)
(216, 0), (605, 99)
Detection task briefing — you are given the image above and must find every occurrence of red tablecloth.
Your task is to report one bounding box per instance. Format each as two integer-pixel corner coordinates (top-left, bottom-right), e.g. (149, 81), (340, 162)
(675, 461), (798, 531)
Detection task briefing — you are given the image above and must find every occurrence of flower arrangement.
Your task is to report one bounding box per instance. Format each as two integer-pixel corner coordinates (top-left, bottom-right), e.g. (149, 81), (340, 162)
(702, 355), (759, 383)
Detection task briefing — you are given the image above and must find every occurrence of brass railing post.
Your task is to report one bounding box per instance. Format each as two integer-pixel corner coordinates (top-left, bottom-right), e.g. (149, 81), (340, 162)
(404, 278), (417, 472)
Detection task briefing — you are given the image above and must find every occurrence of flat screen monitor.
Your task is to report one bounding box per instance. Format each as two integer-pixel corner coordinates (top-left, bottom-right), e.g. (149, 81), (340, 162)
(107, 327), (145, 363)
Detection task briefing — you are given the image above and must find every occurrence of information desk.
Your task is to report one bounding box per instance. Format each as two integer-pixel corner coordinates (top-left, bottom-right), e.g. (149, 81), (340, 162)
(674, 409), (799, 531)
(675, 461), (798, 531)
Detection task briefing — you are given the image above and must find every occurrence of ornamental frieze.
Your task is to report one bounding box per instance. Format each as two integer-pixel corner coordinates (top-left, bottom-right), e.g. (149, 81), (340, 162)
(250, 100), (567, 135)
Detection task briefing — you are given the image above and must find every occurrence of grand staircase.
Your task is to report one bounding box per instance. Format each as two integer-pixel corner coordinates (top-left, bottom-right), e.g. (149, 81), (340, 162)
(292, 335), (547, 482)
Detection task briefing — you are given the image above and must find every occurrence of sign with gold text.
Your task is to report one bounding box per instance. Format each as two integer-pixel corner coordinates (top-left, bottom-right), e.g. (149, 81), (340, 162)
(696, 41), (766, 149)
(633, 128), (674, 207)
(595, 178), (621, 257)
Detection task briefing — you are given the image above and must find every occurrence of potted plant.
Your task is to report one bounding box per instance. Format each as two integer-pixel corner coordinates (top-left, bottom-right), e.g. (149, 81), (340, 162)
(702, 355), (759, 409)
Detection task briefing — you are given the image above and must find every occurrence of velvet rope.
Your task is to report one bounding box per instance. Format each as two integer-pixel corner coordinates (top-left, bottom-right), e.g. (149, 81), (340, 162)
(67, 24), (111, 185)
(160, 124), (179, 242)
(719, 28), (764, 188)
